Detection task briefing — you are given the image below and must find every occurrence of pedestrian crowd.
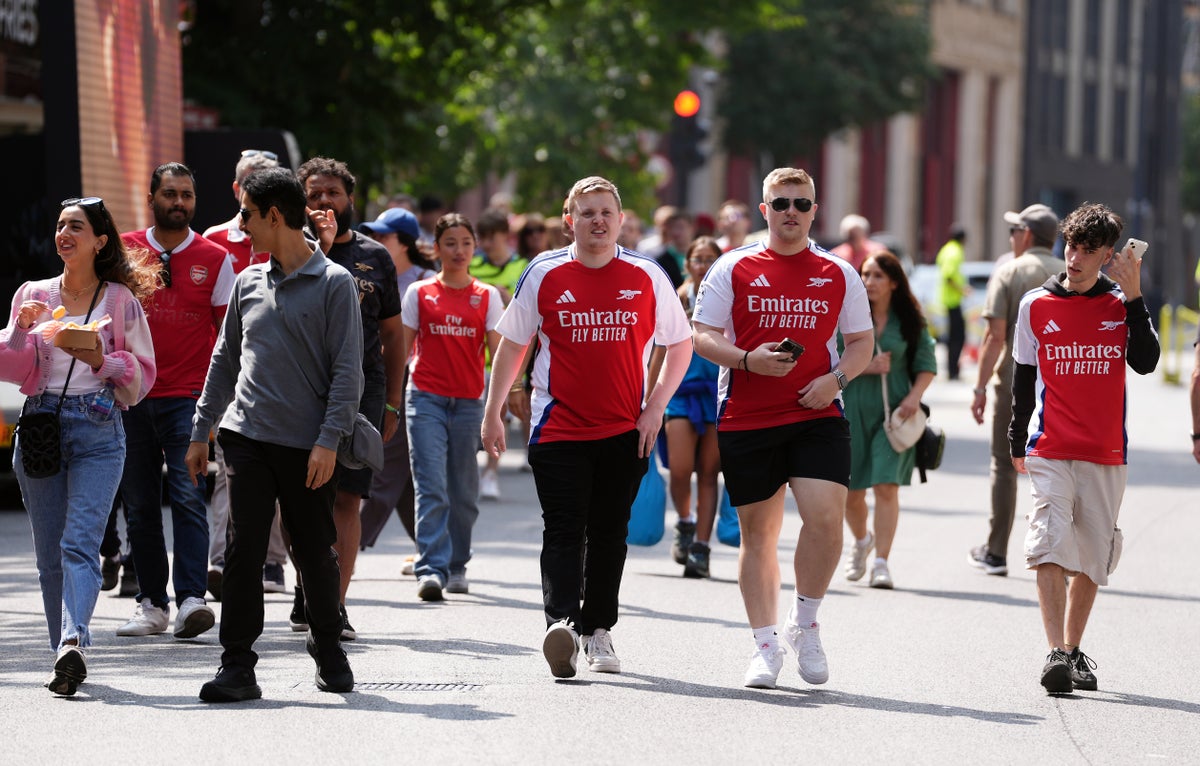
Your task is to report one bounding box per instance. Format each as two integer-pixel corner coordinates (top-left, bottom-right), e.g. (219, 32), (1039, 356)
(1, 153), (1162, 701)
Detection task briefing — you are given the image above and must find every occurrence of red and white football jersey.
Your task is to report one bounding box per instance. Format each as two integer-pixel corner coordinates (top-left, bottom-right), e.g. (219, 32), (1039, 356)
(497, 246), (691, 443)
(692, 240), (871, 431)
(1013, 283), (1130, 464)
(402, 277), (503, 400)
(122, 228), (236, 398)
(203, 217), (268, 275)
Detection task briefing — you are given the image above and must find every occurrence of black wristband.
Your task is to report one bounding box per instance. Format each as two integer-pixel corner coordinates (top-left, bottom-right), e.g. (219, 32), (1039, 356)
(1192, 433), (1200, 442)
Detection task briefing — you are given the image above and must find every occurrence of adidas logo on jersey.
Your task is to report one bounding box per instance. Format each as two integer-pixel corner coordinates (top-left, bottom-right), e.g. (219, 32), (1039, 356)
(1041, 319), (1061, 335)
(750, 275), (771, 288)
(556, 290), (577, 304)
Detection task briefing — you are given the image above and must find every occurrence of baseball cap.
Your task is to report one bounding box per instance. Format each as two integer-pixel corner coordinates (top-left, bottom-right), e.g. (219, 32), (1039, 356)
(1003, 203), (1058, 244)
(359, 207), (420, 239)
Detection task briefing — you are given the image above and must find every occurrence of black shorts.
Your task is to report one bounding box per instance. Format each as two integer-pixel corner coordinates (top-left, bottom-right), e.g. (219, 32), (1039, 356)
(718, 417), (851, 507)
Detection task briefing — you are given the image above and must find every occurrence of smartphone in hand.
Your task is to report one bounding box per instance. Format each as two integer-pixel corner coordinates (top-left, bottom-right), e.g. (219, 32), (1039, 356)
(774, 338), (805, 361)
(1125, 238), (1149, 261)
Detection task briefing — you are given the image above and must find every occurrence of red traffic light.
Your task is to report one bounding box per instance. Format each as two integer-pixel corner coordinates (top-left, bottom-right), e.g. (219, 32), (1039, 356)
(673, 90), (701, 118)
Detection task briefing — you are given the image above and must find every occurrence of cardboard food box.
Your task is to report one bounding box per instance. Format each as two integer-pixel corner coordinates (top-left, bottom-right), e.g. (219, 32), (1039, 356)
(52, 328), (100, 350)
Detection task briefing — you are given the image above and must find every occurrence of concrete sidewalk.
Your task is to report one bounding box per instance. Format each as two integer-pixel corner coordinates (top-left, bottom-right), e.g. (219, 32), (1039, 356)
(0, 359), (1196, 764)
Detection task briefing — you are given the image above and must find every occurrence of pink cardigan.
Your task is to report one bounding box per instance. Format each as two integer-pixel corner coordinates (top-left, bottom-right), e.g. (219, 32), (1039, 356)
(2, 278), (157, 408)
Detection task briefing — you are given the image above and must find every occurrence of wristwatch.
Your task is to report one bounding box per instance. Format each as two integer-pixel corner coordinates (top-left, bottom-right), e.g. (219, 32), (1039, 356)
(832, 368), (848, 390)
(1192, 433), (1200, 441)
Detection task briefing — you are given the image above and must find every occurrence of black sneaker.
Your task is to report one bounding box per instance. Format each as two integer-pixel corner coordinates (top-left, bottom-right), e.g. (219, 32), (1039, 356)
(289, 585), (308, 632)
(967, 545), (1008, 576)
(671, 520), (697, 565)
(339, 603), (357, 642)
(100, 556), (120, 592)
(207, 568), (223, 602)
(1041, 648), (1074, 694)
(46, 645), (87, 696)
(199, 665), (262, 703)
(262, 562), (286, 594)
(683, 541), (710, 579)
(118, 555), (139, 597)
(306, 632), (354, 692)
(1069, 648), (1098, 691)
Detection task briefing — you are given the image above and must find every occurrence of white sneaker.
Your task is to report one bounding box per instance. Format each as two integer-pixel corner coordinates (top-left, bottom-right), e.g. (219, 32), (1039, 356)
(174, 596), (216, 639)
(480, 469), (500, 500)
(869, 560), (894, 589)
(844, 531), (875, 581)
(582, 628), (621, 673)
(446, 571), (469, 594)
(782, 612), (829, 685)
(401, 554), (415, 577)
(743, 643), (785, 688)
(116, 598), (169, 637)
(542, 621), (580, 679)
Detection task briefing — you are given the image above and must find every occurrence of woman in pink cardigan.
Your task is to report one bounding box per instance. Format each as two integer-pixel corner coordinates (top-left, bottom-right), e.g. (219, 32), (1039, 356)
(1, 197), (157, 695)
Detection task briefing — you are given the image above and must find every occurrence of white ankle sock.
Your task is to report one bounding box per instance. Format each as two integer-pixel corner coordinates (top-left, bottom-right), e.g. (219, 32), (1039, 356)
(793, 594), (822, 627)
(873, 556), (887, 567)
(752, 625), (779, 651)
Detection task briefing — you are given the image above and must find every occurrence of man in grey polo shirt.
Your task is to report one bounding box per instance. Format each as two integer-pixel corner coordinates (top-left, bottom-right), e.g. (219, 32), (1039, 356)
(185, 167), (364, 702)
(968, 203), (1063, 576)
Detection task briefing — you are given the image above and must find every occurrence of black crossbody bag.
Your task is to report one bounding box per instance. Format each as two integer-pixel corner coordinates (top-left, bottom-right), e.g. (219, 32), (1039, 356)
(16, 285), (102, 479)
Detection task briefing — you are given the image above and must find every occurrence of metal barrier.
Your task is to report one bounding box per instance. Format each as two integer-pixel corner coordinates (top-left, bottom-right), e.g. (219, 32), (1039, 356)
(1161, 304), (1199, 385)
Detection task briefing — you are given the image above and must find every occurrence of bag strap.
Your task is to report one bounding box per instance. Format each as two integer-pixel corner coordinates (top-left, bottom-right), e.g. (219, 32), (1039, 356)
(53, 280), (103, 414)
(877, 341), (891, 419)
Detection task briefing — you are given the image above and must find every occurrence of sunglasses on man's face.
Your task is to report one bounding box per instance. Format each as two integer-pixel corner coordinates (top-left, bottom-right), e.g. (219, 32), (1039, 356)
(769, 197), (814, 213)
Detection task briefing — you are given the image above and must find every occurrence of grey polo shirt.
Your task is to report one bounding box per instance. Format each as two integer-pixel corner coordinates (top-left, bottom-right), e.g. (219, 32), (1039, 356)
(192, 248), (364, 452)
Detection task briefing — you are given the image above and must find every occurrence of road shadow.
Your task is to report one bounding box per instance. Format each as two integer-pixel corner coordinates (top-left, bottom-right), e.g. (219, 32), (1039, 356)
(618, 672), (1043, 724)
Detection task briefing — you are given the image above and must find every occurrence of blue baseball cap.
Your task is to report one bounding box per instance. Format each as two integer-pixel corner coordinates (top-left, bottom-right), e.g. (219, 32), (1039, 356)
(359, 207), (420, 239)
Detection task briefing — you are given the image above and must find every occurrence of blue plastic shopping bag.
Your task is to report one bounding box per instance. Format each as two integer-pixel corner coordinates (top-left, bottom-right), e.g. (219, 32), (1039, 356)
(627, 453), (666, 546)
(717, 486), (741, 547)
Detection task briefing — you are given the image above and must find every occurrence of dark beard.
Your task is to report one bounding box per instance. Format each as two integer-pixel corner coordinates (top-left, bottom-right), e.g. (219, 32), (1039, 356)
(154, 203), (193, 232)
(334, 202), (355, 238)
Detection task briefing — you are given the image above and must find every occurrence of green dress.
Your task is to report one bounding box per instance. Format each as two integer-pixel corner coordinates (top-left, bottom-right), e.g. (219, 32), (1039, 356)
(841, 308), (937, 490)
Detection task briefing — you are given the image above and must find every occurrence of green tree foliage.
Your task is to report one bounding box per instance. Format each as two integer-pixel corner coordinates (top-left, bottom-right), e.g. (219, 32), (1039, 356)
(182, 1), (930, 214)
(720, 0), (935, 168)
(1182, 93), (1200, 213)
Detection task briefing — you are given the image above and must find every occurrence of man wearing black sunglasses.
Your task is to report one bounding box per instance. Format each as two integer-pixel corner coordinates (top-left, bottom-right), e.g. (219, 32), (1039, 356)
(118, 162), (236, 642)
(693, 167), (873, 690)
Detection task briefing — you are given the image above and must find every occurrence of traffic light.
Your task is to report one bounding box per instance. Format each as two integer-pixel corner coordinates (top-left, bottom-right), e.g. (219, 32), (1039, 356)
(669, 90), (708, 174)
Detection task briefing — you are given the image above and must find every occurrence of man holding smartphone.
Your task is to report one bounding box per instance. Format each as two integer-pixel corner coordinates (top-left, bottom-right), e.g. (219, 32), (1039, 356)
(692, 167), (873, 689)
(1008, 203), (1158, 693)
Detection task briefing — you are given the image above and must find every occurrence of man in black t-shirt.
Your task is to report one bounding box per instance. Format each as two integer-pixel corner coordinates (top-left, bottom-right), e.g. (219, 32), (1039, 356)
(297, 157), (404, 641)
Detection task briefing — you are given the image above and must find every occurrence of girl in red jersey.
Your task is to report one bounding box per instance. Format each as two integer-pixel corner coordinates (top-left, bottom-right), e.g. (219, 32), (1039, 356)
(401, 214), (503, 601)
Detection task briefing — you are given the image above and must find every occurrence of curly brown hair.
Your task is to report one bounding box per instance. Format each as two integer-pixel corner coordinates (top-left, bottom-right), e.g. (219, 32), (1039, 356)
(1060, 202), (1123, 251)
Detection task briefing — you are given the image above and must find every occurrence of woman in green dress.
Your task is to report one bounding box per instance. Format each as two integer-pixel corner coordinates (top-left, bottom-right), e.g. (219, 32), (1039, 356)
(841, 251), (936, 589)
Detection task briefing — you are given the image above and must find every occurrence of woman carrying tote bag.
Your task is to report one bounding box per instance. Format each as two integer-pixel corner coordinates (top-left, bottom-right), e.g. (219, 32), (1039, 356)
(839, 251), (936, 590)
(1, 197), (157, 695)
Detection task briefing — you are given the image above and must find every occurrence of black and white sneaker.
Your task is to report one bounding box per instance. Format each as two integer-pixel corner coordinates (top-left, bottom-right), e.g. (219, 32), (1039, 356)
(289, 585), (308, 632)
(339, 603), (357, 641)
(46, 645), (87, 696)
(968, 544), (1008, 576)
(1069, 648), (1098, 691)
(671, 520), (697, 565)
(1041, 648), (1074, 694)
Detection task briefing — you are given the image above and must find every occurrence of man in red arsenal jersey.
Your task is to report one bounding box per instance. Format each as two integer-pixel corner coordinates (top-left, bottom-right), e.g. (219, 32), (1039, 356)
(481, 176), (692, 679)
(1009, 202), (1159, 694)
(118, 162), (235, 641)
(692, 167), (874, 690)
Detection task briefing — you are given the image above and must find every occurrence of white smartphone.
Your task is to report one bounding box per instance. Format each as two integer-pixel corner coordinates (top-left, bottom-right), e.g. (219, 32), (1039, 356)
(1125, 238), (1149, 261)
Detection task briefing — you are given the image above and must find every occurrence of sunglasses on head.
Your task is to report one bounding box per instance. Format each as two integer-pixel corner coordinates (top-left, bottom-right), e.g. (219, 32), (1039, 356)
(769, 197), (814, 213)
(62, 196), (105, 210)
(240, 149), (279, 162)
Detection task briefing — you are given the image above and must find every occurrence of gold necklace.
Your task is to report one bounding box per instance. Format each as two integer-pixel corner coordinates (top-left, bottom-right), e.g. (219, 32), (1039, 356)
(61, 277), (99, 300)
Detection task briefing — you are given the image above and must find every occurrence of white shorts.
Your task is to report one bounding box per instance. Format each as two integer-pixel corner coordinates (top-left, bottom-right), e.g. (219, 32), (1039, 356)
(1024, 457), (1126, 586)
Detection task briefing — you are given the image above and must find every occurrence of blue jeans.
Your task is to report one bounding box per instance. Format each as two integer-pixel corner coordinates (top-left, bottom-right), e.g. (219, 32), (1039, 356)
(406, 389), (482, 583)
(119, 397), (209, 608)
(15, 392), (126, 651)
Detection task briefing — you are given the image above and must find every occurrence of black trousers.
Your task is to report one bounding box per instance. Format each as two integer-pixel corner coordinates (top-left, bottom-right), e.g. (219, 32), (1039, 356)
(217, 429), (342, 669)
(946, 305), (965, 380)
(527, 430), (647, 635)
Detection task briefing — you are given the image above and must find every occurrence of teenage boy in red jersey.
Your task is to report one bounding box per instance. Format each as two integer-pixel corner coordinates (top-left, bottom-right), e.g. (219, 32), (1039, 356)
(692, 167), (874, 690)
(481, 176), (691, 679)
(1009, 202), (1159, 694)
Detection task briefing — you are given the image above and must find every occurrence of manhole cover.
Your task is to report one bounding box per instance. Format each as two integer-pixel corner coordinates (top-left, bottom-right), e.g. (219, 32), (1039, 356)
(295, 681), (482, 692)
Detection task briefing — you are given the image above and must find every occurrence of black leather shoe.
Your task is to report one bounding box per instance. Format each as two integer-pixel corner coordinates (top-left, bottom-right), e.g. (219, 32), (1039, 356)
(306, 632), (354, 693)
(199, 665), (262, 703)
